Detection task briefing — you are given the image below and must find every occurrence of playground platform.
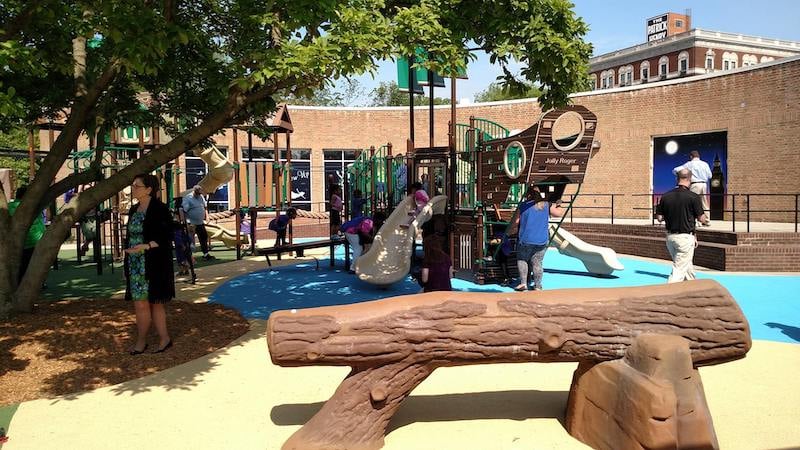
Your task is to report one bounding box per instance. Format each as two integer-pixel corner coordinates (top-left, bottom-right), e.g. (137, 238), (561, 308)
(4, 246), (800, 449)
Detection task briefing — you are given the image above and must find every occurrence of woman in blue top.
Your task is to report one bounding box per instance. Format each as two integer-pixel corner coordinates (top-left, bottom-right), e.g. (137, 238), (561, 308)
(514, 186), (564, 291)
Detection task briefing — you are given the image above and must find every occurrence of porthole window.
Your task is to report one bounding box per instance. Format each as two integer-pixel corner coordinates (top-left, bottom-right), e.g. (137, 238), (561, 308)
(551, 111), (585, 152)
(503, 141), (526, 179)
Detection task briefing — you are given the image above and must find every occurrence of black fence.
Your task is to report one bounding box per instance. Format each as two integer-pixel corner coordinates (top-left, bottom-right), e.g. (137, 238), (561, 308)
(560, 193), (800, 233)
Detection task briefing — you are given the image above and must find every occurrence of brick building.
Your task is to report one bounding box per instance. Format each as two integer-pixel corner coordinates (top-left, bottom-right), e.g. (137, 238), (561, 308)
(589, 13), (800, 90)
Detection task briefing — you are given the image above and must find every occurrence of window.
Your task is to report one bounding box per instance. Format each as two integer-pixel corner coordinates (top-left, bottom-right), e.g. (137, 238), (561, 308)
(589, 74), (597, 90)
(675, 19), (683, 28)
(678, 51), (689, 74)
(723, 52), (738, 71)
(742, 54), (758, 66)
(185, 146), (229, 212)
(601, 69), (614, 88)
(658, 56), (669, 78)
(242, 146), (313, 210)
(640, 61), (650, 82)
(323, 149), (359, 210)
(760, 56), (774, 63)
(705, 49), (715, 71)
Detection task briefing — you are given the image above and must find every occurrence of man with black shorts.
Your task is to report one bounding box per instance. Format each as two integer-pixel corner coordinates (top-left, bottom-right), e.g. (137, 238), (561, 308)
(656, 168), (710, 282)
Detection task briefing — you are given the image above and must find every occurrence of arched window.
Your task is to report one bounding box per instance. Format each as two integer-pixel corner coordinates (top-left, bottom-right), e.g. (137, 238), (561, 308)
(760, 56), (774, 63)
(640, 60), (650, 82)
(705, 49), (715, 71)
(589, 74), (597, 90)
(658, 56), (669, 79)
(742, 54), (758, 66)
(723, 52), (738, 70)
(678, 51), (689, 74)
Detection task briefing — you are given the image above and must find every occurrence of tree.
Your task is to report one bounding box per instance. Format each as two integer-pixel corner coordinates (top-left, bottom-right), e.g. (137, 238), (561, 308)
(282, 79), (367, 107)
(474, 81), (542, 102)
(0, 0), (591, 318)
(370, 81), (450, 106)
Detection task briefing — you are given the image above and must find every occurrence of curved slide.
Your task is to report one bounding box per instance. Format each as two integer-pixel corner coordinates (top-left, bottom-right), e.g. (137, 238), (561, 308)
(181, 143), (235, 196)
(204, 223), (251, 248)
(356, 195), (448, 286)
(549, 224), (624, 275)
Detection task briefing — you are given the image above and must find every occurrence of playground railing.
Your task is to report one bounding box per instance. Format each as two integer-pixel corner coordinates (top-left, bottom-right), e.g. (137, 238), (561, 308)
(479, 192), (800, 232)
(608, 193), (800, 232)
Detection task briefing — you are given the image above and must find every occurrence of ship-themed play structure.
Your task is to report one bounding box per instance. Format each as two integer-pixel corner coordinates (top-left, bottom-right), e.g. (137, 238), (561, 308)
(348, 104), (624, 286)
(59, 103), (623, 286)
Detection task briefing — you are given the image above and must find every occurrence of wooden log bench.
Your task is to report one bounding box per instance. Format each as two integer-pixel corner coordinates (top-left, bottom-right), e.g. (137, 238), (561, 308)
(267, 279), (751, 450)
(256, 236), (349, 269)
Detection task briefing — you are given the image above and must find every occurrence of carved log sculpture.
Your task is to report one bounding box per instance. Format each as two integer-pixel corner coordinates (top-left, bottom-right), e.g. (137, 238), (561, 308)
(268, 279), (751, 450)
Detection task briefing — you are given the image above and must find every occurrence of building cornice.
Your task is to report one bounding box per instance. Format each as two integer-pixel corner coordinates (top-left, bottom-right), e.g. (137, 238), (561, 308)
(590, 28), (800, 71)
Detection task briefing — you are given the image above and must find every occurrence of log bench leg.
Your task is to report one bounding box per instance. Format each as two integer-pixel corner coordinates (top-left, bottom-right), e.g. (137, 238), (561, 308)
(282, 360), (435, 450)
(565, 333), (719, 450)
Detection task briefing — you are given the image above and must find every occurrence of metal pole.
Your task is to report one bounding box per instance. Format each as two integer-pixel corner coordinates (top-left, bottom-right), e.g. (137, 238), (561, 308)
(408, 55), (415, 143)
(610, 194), (615, 225)
(233, 128), (242, 260)
(746, 194), (750, 232)
(428, 69), (434, 149)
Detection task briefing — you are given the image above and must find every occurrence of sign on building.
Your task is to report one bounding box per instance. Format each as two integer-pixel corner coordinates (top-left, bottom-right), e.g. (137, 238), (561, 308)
(647, 14), (669, 42)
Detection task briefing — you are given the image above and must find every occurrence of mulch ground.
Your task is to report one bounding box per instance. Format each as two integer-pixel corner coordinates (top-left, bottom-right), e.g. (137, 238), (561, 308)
(0, 299), (250, 406)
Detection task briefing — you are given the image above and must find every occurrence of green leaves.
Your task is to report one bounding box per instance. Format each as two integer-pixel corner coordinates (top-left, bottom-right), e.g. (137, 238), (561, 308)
(1, 0), (590, 133)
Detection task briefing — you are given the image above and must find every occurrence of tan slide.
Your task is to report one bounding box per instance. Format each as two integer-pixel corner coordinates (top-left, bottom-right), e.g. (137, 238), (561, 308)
(204, 222), (251, 248)
(549, 224), (624, 275)
(181, 143), (235, 196)
(356, 195), (448, 286)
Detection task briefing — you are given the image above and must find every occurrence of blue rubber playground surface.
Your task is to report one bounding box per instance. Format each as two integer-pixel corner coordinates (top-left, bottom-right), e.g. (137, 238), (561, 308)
(209, 247), (800, 344)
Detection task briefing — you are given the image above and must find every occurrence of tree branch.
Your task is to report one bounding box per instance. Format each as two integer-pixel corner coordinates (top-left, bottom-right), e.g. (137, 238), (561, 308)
(0, 3), (37, 41)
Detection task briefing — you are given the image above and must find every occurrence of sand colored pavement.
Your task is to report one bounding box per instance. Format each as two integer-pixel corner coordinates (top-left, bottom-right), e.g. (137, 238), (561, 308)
(6, 256), (800, 449)
(6, 322), (800, 449)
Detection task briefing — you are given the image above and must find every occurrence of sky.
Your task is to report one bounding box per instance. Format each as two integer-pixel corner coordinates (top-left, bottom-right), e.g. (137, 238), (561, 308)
(347, 0), (800, 104)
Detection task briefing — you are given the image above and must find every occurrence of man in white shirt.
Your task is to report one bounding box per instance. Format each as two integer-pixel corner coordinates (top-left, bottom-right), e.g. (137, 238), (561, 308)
(672, 150), (712, 226)
(182, 185), (215, 260)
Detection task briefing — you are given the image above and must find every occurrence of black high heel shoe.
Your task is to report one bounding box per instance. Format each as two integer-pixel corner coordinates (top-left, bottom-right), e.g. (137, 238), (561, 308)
(153, 340), (173, 353)
(129, 344), (148, 355)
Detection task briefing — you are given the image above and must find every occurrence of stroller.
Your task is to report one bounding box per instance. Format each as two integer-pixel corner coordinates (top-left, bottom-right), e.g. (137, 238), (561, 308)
(173, 197), (197, 284)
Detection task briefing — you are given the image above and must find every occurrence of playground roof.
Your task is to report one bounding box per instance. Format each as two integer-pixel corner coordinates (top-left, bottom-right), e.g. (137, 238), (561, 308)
(234, 104), (294, 133)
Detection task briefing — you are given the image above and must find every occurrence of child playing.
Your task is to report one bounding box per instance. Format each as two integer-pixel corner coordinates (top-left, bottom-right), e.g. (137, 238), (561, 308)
(420, 234), (453, 292)
(400, 181), (429, 229)
(340, 215), (374, 274)
(269, 207), (297, 247)
(329, 185), (343, 237)
(351, 189), (367, 219)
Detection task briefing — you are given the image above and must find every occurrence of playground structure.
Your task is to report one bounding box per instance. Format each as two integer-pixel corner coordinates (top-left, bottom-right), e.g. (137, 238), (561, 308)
(346, 105), (624, 285)
(356, 194), (448, 285)
(51, 105), (303, 268)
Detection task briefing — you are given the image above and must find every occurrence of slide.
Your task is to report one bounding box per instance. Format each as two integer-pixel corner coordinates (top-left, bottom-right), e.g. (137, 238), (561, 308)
(549, 224), (624, 275)
(204, 222), (251, 248)
(181, 143), (235, 196)
(356, 195), (448, 286)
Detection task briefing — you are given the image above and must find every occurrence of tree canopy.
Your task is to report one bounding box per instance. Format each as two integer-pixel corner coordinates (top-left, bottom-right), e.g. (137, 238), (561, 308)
(0, 0), (591, 317)
(474, 81), (543, 103)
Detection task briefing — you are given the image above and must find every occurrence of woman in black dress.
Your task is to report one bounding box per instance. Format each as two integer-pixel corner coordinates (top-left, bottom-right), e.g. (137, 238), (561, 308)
(124, 174), (176, 354)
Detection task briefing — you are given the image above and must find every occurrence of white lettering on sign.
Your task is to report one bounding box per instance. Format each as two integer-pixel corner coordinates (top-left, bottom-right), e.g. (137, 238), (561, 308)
(544, 157), (578, 165)
(647, 14), (669, 42)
